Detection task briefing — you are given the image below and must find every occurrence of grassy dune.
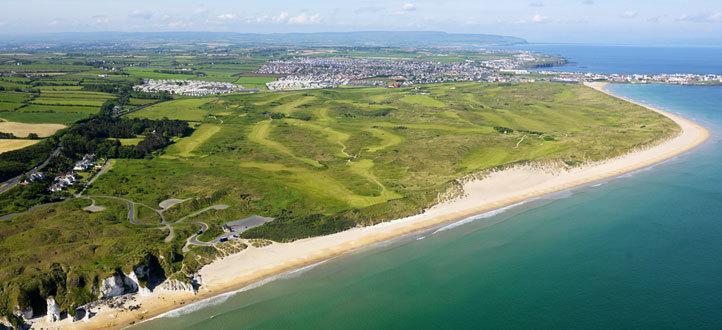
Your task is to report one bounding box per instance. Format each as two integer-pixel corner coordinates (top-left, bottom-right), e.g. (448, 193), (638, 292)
(89, 82), (678, 241)
(164, 124), (221, 158)
(0, 82), (679, 319)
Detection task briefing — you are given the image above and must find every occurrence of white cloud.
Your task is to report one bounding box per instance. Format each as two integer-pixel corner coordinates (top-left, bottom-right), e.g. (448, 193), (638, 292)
(532, 14), (549, 23)
(529, 1), (545, 7)
(581, 0), (594, 4)
(273, 12), (290, 23)
(401, 3), (416, 11)
(217, 13), (237, 21)
(677, 12), (722, 23)
(167, 20), (193, 28)
(91, 15), (109, 25)
(288, 13), (321, 25)
(621, 10), (638, 19)
(247, 12), (320, 25)
(128, 10), (154, 20)
(648, 15), (663, 23)
(355, 6), (384, 14)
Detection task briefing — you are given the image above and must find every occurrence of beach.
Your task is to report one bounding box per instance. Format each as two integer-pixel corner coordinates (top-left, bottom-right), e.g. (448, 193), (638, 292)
(38, 82), (710, 329)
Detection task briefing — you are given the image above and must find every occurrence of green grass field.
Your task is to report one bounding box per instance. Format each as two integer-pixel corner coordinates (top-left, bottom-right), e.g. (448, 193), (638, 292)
(90, 82), (678, 240)
(0, 81), (679, 321)
(164, 124), (221, 157)
(128, 98), (216, 121)
(234, 76), (277, 89)
(0, 111), (90, 124)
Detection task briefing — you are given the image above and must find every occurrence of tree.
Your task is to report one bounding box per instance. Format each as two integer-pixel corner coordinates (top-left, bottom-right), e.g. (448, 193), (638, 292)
(99, 100), (117, 117)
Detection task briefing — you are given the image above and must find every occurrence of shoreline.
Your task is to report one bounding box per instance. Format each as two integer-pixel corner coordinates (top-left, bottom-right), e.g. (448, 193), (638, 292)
(40, 82), (710, 329)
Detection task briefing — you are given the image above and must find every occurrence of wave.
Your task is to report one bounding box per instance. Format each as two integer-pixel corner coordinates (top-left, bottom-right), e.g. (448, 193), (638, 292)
(616, 157), (675, 179)
(430, 201), (527, 235)
(150, 260), (330, 320)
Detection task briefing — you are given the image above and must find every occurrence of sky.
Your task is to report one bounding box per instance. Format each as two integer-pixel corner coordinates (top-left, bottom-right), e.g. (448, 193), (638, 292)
(1, 0), (721, 45)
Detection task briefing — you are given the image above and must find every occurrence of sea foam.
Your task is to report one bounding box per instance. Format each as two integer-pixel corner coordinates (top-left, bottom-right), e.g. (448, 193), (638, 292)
(150, 260), (329, 320)
(431, 201), (527, 235)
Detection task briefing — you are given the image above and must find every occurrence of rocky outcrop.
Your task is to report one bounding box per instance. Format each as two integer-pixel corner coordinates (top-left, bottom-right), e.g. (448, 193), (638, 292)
(15, 305), (33, 320)
(99, 274), (126, 298)
(158, 279), (196, 293)
(157, 273), (202, 293)
(99, 271), (142, 299)
(123, 272), (140, 293)
(46, 296), (61, 322)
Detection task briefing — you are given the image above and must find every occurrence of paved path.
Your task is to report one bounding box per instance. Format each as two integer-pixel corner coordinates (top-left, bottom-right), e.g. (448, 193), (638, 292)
(183, 222), (213, 252)
(163, 224), (175, 243)
(0, 147), (60, 194)
(175, 204), (229, 223)
(78, 160), (112, 196)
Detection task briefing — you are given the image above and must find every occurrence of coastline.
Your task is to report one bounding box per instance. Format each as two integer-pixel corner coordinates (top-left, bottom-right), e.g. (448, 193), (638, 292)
(39, 82), (710, 329)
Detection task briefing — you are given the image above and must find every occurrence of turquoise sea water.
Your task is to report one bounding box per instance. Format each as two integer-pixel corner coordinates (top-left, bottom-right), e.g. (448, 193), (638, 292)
(135, 84), (722, 329)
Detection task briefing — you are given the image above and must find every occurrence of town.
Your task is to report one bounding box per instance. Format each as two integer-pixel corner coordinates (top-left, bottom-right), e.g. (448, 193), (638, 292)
(258, 51), (563, 90)
(133, 79), (255, 96)
(534, 70), (722, 85)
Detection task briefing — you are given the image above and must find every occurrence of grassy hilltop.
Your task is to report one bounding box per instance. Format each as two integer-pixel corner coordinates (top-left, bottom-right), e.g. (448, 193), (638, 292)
(0, 81), (679, 322)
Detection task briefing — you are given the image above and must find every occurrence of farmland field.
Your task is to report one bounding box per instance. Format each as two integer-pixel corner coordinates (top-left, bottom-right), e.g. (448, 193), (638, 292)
(0, 139), (39, 153)
(0, 120), (66, 137)
(0, 111), (90, 124)
(20, 104), (100, 114)
(129, 98), (216, 121)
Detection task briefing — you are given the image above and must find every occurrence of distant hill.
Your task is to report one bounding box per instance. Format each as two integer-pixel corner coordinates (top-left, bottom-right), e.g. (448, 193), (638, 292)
(0, 31), (526, 48)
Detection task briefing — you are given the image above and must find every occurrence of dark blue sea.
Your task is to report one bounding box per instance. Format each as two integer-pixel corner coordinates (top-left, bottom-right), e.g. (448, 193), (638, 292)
(505, 44), (722, 75)
(135, 46), (722, 329)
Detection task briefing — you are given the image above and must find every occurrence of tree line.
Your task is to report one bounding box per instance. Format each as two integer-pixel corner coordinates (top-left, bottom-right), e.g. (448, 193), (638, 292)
(60, 115), (192, 159)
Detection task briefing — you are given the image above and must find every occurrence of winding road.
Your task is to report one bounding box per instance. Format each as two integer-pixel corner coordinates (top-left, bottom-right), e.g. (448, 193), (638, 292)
(0, 147), (60, 194)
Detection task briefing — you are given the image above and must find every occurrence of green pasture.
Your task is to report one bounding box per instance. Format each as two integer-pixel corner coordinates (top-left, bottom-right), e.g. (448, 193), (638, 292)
(128, 98), (216, 121)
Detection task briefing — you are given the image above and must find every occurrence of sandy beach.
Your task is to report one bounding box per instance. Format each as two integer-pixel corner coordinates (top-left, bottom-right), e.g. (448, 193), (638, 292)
(38, 82), (710, 329)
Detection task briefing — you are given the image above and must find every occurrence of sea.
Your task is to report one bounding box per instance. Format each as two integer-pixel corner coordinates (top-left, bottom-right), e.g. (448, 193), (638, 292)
(134, 45), (722, 329)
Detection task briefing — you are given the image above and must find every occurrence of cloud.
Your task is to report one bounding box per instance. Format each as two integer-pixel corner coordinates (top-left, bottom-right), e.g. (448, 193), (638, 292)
(581, 0), (594, 4)
(128, 10), (154, 20)
(401, 3), (416, 12)
(647, 15), (663, 23)
(167, 20), (194, 28)
(355, 6), (384, 14)
(217, 13), (237, 21)
(248, 12), (320, 25)
(531, 14), (550, 23)
(288, 13), (321, 25)
(621, 10), (638, 19)
(193, 6), (208, 15)
(91, 15), (109, 25)
(677, 12), (722, 23)
(273, 12), (290, 23)
(529, 1), (545, 7)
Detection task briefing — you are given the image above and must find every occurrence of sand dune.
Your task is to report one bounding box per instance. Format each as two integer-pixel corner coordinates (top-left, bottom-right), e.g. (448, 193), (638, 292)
(40, 83), (710, 329)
